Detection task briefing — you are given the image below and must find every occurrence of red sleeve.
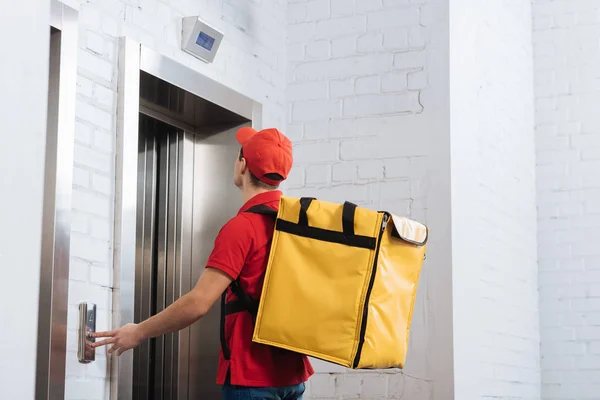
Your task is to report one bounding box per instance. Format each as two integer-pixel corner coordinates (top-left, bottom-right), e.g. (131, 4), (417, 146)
(206, 215), (254, 280)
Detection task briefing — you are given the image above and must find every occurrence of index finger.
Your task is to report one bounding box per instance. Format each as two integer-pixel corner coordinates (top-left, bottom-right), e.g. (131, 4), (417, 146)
(91, 330), (116, 338)
(92, 337), (116, 348)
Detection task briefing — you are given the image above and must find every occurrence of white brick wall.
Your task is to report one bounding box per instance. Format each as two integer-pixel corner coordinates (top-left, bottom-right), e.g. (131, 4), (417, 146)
(66, 0), (286, 398)
(0, 1), (50, 398)
(450, 0), (539, 399)
(285, 0), (454, 398)
(533, 1), (600, 398)
(66, 15), (117, 394)
(303, 371), (433, 400)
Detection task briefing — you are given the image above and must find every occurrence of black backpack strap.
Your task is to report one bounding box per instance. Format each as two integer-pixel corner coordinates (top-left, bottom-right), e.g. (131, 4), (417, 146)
(219, 291), (231, 360)
(219, 205), (278, 361)
(228, 279), (260, 317)
(245, 204), (278, 218)
(220, 279), (261, 361)
(236, 204), (277, 318)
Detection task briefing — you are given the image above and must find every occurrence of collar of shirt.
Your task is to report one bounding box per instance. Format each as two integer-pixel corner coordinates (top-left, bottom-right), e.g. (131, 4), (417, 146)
(237, 190), (282, 214)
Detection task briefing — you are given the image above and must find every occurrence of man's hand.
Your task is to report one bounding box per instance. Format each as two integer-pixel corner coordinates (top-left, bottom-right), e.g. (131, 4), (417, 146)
(91, 323), (144, 356)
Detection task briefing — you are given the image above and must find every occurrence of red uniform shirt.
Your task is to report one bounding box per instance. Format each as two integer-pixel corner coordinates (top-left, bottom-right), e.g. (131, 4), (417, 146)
(206, 190), (314, 387)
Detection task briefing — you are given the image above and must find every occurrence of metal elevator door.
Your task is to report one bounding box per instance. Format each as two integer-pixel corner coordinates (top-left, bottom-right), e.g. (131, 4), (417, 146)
(133, 113), (245, 400)
(134, 115), (190, 400)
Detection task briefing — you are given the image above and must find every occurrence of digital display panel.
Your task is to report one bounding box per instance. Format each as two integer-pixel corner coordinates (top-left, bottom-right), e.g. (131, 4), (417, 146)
(196, 31), (215, 51)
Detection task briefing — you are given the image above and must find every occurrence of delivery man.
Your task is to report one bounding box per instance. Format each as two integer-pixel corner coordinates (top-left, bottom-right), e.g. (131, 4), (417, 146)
(92, 127), (314, 399)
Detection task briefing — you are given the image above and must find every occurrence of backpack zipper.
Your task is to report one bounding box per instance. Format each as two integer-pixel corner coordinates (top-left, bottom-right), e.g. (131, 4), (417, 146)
(352, 213), (389, 368)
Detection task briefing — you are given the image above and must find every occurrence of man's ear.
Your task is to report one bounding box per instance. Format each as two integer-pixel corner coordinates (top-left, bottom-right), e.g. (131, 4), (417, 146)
(239, 157), (248, 174)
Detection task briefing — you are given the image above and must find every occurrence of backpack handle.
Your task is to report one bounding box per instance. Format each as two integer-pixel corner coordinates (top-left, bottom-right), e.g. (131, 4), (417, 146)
(298, 197), (315, 226)
(298, 197), (357, 237)
(342, 201), (357, 237)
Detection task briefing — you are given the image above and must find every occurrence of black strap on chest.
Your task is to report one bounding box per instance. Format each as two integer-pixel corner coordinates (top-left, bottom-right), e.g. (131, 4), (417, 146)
(219, 204), (278, 360)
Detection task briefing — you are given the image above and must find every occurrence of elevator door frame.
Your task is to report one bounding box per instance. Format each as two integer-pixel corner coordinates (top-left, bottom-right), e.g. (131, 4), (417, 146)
(36, 1), (79, 399)
(112, 39), (263, 400)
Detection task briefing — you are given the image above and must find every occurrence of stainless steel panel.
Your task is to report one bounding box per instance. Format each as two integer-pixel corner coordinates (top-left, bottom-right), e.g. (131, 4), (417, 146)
(164, 130), (180, 400)
(140, 46), (256, 121)
(176, 132), (195, 400)
(140, 101), (196, 134)
(134, 119), (196, 400)
(113, 36), (141, 400)
(154, 131), (169, 399)
(133, 116), (157, 400)
(36, 2), (78, 399)
(139, 71), (247, 131)
(188, 125), (246, 400)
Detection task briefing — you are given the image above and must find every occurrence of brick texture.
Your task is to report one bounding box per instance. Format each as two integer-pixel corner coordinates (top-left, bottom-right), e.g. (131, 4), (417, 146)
(285, 0), (428, 209)
(66, 13), (119, 395)
(303, 371), (434, 399)
(533, 1), (600, 399)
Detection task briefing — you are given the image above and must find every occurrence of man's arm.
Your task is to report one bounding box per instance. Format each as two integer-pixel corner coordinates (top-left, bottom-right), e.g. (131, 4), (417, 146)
(138, 267), (233, 339)
(92, 267), (232, 355)
(92, 216), (253, 355)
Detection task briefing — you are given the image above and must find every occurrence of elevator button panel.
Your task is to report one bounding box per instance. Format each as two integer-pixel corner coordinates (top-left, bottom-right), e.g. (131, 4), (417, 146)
(77, 302), (96, 363)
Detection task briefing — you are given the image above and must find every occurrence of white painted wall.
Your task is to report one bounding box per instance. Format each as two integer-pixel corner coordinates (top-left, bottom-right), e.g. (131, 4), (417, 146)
(284, 0), (454, 398)
(64, 0), (286, 398)
(450, 1), (539, 399)
(533, 1), (600, 398)
(0, 0), (50, 398)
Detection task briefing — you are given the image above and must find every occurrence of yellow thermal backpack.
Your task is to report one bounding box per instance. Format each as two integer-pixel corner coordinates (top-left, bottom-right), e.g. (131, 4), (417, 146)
(222, 196), (428, 370)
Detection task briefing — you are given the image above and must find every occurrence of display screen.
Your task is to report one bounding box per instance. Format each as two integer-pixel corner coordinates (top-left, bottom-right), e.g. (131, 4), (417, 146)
(196, 31), (215, 51)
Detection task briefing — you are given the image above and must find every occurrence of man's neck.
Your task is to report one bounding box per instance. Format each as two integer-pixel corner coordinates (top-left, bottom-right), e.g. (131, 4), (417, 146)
(241, 186), (273, 203)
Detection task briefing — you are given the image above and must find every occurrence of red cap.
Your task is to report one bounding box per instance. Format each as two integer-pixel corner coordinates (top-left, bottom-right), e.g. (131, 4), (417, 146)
(236, 127), (293, 186)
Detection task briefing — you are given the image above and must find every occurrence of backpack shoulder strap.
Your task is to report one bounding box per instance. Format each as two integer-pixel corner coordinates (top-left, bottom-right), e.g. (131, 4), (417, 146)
(245, 204), (278, 218)
(220, 278), (260, 361)
(220, 204), (277, 360)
